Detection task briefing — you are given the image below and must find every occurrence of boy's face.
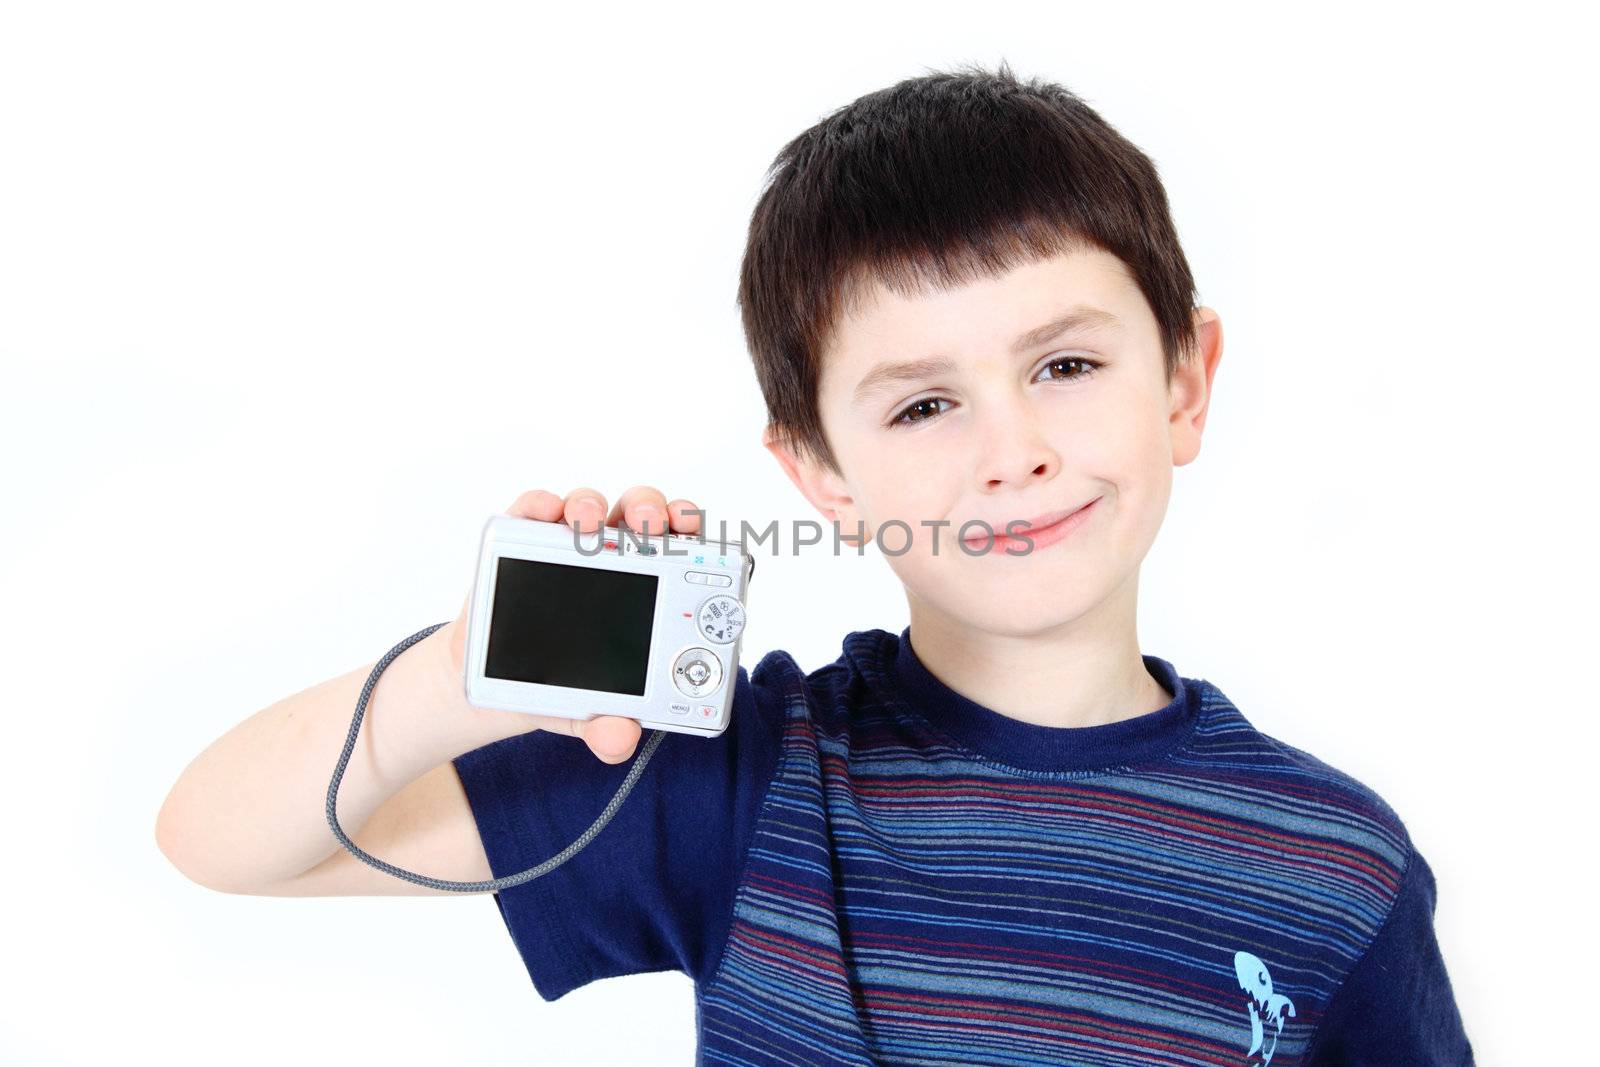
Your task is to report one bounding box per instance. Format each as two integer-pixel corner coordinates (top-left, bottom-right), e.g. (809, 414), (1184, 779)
(766, 246), (1221, 639)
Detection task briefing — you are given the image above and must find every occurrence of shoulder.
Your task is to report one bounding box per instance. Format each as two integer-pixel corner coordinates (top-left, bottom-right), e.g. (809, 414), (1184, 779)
(1185, 676), (1422, 992)
(741, 628), (890, 731)
(1187, 675), (1414, 863)
(1187, 679), (1461, 1048)
(1238, 709), (1472, 1060)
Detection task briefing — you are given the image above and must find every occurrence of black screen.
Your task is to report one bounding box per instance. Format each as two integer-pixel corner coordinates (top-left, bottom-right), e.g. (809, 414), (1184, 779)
(484, 556), (660, 696)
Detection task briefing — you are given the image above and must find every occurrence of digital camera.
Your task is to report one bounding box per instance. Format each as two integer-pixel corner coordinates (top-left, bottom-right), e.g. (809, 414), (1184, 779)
(461, 515), (754, 738)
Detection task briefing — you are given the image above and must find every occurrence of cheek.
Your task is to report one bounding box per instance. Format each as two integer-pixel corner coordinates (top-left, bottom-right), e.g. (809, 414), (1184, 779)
(1060, 399), (1163, 484)
(837, 427), (957, 521)
(1081, 375), (1171, 467)
(1092, 404), (1174, 538)
(859, 470), (950, 536)
(1055, 398), (1173, 540)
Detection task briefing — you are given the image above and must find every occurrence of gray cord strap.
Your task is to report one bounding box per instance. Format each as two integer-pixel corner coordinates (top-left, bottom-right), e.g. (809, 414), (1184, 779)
(325, 622), (667, 893)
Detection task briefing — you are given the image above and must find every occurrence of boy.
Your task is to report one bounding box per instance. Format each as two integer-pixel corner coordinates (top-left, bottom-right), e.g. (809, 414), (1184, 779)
(157, 62), (1473, 1064)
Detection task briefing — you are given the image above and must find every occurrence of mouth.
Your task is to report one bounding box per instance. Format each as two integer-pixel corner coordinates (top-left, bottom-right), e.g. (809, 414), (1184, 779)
(963, 496), (1103, 553)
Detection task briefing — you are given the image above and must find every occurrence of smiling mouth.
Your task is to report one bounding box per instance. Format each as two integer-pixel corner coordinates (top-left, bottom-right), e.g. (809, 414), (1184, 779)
(963, 497), (1101, 550)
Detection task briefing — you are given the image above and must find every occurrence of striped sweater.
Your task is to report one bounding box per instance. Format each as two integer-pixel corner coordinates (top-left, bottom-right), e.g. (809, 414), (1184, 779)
(452, 627), (1472, 1065)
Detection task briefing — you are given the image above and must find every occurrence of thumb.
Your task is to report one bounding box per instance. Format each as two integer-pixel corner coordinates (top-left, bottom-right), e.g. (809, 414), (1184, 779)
(580, 716), (642, 763)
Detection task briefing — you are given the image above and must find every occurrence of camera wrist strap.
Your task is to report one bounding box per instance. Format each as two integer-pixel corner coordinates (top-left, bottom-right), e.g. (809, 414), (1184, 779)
(324, 622), (668, 893)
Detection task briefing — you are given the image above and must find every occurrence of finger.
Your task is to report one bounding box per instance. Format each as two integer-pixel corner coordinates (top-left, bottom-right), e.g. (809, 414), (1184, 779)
(578, 715), (642, 763)
(607, 485), (671, 536)
(536, 714), (582, 739)
(505, 489), (565, 522)
(561, 487), (609, 534)
(664, 498), (703, 536)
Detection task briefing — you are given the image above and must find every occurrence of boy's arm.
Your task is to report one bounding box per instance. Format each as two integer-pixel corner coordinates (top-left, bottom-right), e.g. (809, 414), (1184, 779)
(1303, 847), (1475, 1065)
(154, 623), (543, 895)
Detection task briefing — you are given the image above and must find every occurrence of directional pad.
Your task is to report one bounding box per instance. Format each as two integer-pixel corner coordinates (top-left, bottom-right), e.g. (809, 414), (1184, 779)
(671, 647), (723, 698)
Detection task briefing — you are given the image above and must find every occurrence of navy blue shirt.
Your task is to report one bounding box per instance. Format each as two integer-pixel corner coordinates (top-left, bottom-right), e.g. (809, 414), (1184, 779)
(453, 628), (1473, 1064)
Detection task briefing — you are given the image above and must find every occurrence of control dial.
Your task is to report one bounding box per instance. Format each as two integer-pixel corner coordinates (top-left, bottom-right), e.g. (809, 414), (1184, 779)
(672, 646), (724, 699)
(696, 594), (746, 644)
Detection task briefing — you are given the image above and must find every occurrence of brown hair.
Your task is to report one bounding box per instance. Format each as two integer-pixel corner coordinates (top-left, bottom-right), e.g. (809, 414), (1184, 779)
(737, 59), (1200, 476)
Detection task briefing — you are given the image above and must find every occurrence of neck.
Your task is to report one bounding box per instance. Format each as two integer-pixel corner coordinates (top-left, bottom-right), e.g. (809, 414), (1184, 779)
(904, 568), (1171, 729)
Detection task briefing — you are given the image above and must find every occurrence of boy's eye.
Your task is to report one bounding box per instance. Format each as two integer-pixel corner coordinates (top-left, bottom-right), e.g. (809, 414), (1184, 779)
(1034, 356), (1101, 383)
(890, 397), (952, 427)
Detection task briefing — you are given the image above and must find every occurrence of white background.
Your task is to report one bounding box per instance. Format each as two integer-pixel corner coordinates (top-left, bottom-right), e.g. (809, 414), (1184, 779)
(3, 2), (1592, 1063)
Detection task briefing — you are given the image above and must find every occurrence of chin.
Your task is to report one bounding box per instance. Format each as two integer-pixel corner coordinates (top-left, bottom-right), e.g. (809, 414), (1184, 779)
(942, 585), (1103, 638)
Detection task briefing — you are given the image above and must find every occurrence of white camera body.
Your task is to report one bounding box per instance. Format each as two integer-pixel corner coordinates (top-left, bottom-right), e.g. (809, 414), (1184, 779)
(462, 515), (753, 738)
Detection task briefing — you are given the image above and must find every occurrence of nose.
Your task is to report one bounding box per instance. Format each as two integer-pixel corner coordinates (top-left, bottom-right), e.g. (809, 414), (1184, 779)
(975, 405), (1058, 492)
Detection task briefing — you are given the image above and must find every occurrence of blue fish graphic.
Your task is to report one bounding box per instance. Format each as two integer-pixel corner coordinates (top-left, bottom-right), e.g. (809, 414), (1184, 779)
(1234, 950), (1296, 1065)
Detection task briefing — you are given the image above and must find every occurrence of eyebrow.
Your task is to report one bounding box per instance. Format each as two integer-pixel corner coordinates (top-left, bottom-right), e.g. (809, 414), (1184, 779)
(850, 305), (1123, 406)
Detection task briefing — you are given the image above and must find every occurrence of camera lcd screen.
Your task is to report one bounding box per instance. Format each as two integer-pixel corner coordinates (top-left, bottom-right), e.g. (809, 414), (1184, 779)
(484, 556), (660, 696)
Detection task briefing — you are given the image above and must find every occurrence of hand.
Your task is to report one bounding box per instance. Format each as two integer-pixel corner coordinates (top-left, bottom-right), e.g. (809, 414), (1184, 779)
(441, 486), (703, 764)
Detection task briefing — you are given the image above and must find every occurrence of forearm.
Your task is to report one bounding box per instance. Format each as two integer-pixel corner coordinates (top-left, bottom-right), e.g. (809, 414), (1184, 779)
(156, 624), (532, 892)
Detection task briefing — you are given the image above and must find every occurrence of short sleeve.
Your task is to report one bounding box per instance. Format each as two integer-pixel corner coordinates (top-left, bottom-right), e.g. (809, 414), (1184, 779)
(451, 664), (785, 1001)
(1304, 846), (1475, 1065)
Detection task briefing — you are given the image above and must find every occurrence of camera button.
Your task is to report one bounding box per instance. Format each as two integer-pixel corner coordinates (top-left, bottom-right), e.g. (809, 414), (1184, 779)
(696, 595), (746, 644)
(671, 647), (724, 698)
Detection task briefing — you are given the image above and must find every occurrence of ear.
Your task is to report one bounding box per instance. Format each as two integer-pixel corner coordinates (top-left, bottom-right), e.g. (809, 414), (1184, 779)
(761, 424), (870, 546)
(1170, 306), (1223, 467)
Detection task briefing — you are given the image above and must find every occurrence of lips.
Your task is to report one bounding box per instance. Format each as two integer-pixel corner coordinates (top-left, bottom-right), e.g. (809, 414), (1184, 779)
(965, 501), (1088, 543)
(962, 497), (1101, 551)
